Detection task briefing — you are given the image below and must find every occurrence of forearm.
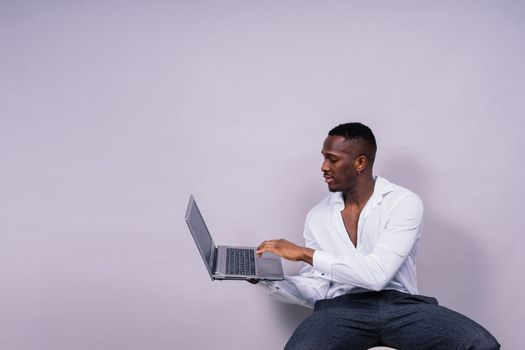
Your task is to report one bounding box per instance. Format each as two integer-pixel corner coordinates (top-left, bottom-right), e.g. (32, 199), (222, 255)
(258, 267), (331, 308)
(313, 249), (398, 290)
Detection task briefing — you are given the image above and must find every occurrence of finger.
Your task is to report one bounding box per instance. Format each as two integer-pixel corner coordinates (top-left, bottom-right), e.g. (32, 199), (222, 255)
(256, 240), (268, 251)
(256, 241), (276, 256)
(256, 246), (267, 257)
(257, 239), (278, 251)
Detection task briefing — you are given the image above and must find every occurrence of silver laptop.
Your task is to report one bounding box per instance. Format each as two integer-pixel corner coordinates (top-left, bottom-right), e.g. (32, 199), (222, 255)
(185, 195), (284, 281)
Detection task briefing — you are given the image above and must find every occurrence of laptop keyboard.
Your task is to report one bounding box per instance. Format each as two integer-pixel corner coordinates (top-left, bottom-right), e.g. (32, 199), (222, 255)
(225, 248), (256, 276)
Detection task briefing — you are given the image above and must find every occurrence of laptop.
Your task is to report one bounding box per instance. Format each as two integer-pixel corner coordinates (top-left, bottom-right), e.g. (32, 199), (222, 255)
(185, 195), (284, 281)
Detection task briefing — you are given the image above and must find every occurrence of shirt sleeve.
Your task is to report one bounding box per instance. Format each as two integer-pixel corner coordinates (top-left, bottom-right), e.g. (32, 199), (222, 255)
(259, 212), (331, 309)
(313, 193), (424, 291)
(258, 267), (330, 309)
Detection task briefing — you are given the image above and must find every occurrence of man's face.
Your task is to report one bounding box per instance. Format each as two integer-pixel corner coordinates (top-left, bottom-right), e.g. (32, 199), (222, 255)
(321, 135), (360, 192)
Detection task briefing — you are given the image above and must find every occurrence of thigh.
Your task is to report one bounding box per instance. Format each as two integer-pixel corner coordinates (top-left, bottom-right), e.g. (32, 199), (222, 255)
(285, 304), (379, 350)
(381, 294), (499, 350)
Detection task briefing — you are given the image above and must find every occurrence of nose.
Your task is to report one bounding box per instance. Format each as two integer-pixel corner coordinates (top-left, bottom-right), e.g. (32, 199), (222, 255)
(321, 159), (330, 172)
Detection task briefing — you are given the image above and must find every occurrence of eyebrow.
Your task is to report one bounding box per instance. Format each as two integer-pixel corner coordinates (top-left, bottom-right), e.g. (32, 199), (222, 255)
(321, 151), (339, 157)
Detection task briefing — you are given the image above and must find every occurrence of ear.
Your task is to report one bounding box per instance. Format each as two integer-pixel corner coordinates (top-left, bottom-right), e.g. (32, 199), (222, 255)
(354, 155), (368, 174)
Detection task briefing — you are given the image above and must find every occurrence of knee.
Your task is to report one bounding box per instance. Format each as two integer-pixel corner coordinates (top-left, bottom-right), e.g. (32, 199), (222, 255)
(284, 334), (316, 350)
(463, 331), (500, 350)
(284, 312), (330, 350)
(284, 323), (320, 350)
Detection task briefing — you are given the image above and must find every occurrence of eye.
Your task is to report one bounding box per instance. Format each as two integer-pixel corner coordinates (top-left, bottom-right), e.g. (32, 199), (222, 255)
(322, 153), (338, 164)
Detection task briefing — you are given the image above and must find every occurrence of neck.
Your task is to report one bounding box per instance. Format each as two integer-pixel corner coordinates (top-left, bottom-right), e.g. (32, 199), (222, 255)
(342, 174), (376, 208)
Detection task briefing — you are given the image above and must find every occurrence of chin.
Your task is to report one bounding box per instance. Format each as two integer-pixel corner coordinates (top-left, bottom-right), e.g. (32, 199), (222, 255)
(328, 185), (339, 192)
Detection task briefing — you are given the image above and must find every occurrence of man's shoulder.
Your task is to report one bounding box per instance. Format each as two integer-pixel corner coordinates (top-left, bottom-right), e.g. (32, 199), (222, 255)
(378, 177), (422, 203)
(305, 193), (338, 219)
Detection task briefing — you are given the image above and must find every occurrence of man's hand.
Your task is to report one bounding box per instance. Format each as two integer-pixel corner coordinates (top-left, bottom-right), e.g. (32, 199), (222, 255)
(256, 239), (314, 265)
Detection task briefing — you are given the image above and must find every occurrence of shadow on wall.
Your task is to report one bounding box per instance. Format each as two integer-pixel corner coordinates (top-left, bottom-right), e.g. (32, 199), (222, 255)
(382, 157), (488, 313)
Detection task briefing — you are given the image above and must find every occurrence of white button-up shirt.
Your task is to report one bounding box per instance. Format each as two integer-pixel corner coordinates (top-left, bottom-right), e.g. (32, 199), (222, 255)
(262, 176), (424, 309)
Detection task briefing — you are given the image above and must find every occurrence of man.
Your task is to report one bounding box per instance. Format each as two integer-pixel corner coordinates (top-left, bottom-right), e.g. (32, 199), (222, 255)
(255, 123), (499, 349)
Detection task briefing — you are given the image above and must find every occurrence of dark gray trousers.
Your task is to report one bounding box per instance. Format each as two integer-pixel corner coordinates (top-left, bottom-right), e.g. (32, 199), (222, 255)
(285, 290), (499, 350)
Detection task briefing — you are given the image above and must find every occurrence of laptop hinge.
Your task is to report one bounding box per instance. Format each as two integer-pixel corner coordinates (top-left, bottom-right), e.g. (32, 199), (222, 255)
(214, 246), (229, 278)
(210, 247), (217, 275)
(213, 247), (218, 273)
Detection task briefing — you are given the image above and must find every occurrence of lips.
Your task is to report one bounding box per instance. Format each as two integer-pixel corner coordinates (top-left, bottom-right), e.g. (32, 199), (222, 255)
(323, 174), (334, 183)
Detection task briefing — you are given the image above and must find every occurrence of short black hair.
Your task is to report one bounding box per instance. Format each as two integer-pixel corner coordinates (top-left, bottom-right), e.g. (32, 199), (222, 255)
(328, 122), (377, 164)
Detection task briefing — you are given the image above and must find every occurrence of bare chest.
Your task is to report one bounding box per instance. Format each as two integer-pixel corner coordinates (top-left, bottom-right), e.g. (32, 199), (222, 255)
(340, 208), (361, 247)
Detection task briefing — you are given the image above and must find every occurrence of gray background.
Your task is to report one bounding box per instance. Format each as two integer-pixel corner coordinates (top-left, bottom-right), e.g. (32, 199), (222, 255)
(1, 1), (524, 349)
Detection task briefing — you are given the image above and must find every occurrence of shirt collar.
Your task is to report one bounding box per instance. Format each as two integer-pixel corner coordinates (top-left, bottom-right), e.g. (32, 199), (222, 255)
(330, 175), (395, 205)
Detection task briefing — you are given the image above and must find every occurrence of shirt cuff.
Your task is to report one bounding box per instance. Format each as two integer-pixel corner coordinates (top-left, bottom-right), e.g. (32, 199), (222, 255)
(313, 250), (332, 279)
(257, 279), (314, 308)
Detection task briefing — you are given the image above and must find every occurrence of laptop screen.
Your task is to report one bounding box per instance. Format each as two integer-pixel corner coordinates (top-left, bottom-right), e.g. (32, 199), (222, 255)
(185, 195), (216, 277)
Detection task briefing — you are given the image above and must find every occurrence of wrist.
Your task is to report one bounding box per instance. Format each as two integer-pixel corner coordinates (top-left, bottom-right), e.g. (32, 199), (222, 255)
(301, 248), (315, 265)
